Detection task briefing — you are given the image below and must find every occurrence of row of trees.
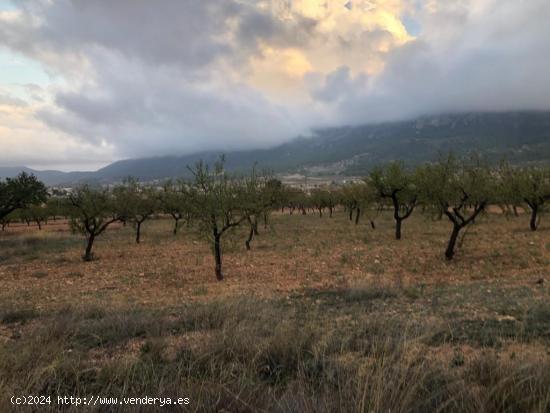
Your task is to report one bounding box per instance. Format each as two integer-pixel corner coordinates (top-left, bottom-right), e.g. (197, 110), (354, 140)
(2, 157), (550, 279)
(65, 160), (284, 280)
(281, 157), (549, 260)
(340, 158), (549, 259)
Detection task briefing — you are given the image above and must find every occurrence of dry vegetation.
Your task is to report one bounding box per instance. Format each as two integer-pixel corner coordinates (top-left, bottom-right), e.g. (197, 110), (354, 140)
(1, 210), (549, 412)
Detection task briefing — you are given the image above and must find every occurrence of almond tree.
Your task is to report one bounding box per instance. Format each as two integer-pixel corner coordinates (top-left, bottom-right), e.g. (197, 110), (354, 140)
(310, 189), (329, 218)
(418, 156), (494, 260)
(68, 185), (120, 261)
(114, 179), (159, 243)
(261, 178), (285, 227)
(241, 174), (284, 250)
(0, 172), (47, 221)
(188, 158), (247, 281)
(341, 182), (375, 226)
(28, 204), (49, 230)
(369, 162), (418, 240)
(501, 166), (550, 231)
(0, 213), (14, 231)
(161, 180), (192, 235)
(341, 183), (362, 224)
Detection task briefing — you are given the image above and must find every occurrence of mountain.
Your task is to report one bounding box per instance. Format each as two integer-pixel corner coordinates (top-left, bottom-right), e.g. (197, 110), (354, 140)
(0, 166), (92, 186)
(3, 111), (550, 186)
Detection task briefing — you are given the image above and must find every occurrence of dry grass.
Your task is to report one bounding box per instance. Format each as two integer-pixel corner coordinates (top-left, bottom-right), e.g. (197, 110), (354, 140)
(0, 210), (549, 411)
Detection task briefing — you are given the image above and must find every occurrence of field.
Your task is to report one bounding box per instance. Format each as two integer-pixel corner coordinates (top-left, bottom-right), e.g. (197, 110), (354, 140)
(0, 210), (549, 412)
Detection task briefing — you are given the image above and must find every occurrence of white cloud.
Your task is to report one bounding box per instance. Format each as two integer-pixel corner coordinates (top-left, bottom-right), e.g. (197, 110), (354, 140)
(0, 0), (549, 169)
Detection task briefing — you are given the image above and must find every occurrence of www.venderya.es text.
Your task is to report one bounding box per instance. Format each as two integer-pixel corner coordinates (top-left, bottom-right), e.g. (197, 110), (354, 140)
(11, 395), (190, 407)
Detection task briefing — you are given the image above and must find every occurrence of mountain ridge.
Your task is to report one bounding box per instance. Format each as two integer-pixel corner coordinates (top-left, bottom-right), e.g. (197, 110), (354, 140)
(3, 111), (550, 186)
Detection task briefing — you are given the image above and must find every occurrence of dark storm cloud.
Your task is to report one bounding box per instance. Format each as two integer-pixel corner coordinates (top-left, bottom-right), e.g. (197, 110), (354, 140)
(1, 0), (310, 157)
(0, 0), (241, 70)
(36, 62), (305, 157)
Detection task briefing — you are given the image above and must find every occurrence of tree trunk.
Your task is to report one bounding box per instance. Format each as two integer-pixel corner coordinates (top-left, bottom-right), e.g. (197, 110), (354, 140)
(246, 225), (254, 251)
(395, 218), (402, 240)
(513, 205), (519, 217)
(392, 195), (404, 240)
(136, 221), (142, 244)
(84, 234), (95, 261)
(530, 205), (538, 231)
(173, 217), (180, 235)
(349, 208), (353, 221)
(355, 208), (361, 225)
(370, 220), (376, 230)
(329, 207), (333, 218)
(318, 208), (323, 218)
(36, 220), (42, 230)
(214, 233), (223, 281)
(445, 224), (461, 260)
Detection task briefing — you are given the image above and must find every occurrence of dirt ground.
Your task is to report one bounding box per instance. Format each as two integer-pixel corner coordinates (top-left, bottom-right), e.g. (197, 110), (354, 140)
(0, 209), (548, 310)
(1, 209), (549, 411)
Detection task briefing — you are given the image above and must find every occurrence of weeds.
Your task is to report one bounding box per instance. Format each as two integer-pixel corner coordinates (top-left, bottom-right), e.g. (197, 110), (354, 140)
(1, 297), (549, 412)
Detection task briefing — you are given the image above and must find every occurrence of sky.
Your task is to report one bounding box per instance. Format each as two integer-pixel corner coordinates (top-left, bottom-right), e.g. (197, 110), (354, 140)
(1, 0), (549, 171)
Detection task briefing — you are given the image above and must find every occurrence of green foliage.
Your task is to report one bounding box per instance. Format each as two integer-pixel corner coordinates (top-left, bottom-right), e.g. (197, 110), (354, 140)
(161, 180), (189, 217)
(498, 164), (550, 230)
(113, 178), (159, 242)
(113, 178), (158, 221)
(0, 172), (48, 220)
(416, 155), (496, 259)
(27, 204), (49, 229)
(187, 159), (247, 237)
(370, 162), (418, 205)
(67, 185), (120, 261)
(369, 162), (419, 238)
(187, 158), (250, 279)
(68, 186), (118, 235)
(417, 155), (495, 216)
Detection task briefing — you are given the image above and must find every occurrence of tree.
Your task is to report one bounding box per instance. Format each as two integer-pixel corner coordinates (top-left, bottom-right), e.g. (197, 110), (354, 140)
(310, 189), (328, 218)
(369, 162), (418, 240)
(27, 204), (49, 230)
(0, 172), (48, 220)
(418, 156), (494, 260)
(500, 165), (550, 231)
(46, 196), (66, 221)
(114, 179), (159, 243)
(161, 180), (192, 235)
(287, 189), (308, 215)
(341, 183), (374, 225)
(324, 189), (339, 218)
(240, 173), (284, 250)
(68, 185), (120, 261)
(188, 158), (248, 281)
(0, 212), (14, 231)
(261, 178), (285, 227)
(341, 183), (362, 224)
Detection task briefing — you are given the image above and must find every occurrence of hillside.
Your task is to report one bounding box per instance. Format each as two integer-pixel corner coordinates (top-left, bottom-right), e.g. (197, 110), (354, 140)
(2, 111), (550, 185)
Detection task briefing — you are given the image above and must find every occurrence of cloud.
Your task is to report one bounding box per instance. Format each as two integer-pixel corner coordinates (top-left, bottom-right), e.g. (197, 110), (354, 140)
(0, 92), (27, 107)
(0, 98), (113, 170)
(0, 0), (549, 169)
(308, 0), (550, 124)
(36, 61), (308, 158)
